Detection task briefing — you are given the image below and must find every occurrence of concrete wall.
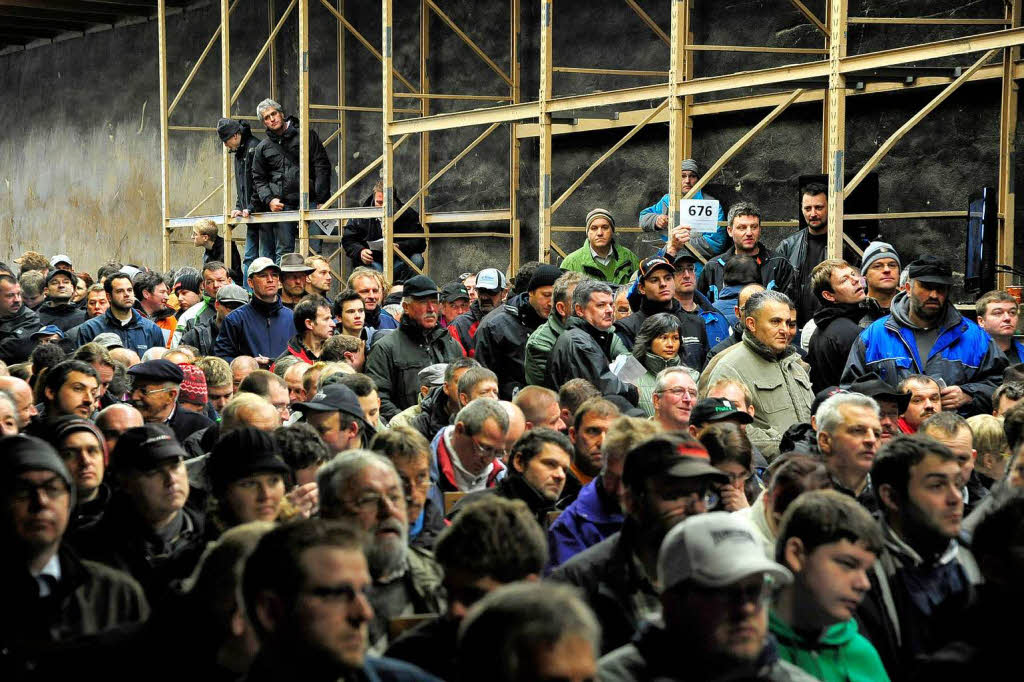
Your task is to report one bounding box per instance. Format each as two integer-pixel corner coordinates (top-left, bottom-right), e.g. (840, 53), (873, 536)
(1, 0), (1021, 297)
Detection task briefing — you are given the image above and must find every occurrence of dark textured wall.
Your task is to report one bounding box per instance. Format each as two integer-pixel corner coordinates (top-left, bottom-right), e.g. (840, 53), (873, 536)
(1, 0), (1021, 295)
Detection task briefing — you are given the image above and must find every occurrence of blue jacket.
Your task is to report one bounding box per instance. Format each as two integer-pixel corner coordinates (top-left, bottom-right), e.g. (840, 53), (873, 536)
(1009, 339), (1024, 365)
(548, 477), (623, 569)
(692, 289), (730, 347)
(842, 292), (1006, 415)
(213, 297), (294, 363)
(713, 284), (743, 329)
(74, 308), (166, 356)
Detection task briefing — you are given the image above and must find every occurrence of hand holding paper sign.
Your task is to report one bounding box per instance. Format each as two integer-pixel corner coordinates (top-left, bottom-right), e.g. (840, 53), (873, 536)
(610, 354), (647, 386)
(679, 198), (720, 233)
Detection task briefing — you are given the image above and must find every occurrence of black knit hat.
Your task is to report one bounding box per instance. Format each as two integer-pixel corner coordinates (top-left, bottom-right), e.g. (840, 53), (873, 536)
(208, 427), (292, 494)
(173, 271), (202, 295)
(528, 264), (563, 291)
(217, 118), (242, 143)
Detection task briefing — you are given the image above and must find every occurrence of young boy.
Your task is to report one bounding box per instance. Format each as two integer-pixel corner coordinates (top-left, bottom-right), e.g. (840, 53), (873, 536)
(770, 489), (890, 682)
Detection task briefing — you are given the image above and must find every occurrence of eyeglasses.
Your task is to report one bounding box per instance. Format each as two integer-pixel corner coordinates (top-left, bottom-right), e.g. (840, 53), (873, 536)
(345, 491), (404, 515)
(692, 575), (775, 608)
(656, 387), (698, 400)
(472, 439), (507, 461)
(11, 477), (70, 503)
(399, 472), (431, 493)
(131, 386), (175, 397)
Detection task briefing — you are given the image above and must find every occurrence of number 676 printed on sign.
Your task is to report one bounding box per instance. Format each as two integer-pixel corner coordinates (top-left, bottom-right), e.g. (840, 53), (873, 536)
(679, 199), (720, 233)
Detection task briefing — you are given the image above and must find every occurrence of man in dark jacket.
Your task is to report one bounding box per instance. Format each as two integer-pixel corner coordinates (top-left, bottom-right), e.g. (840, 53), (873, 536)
(856, 435), (981, 681)
(615, 256), (708, 369)
(214, 257), (294, 364)
(549, 280), (639, 406)
(451, 428), (572, 529)
(37, 269), (86, 332)
(366, 275), (465, 422)
(251, 98), (332, 263)
(342, 182), (427, 282)
(697, 202), (797, 305)
(218, 117), (270, 279)
(0, 273), (40, 364)
(70, 424), (214, 610)
(474, 264), (561, 399)
(807, 258), (874, 393)
(775, 182), (862, 326)
(842, 257), (1006, 416)
(408, 357), (479, 442)
(449, 267), (508, 357)
(180, 283), (249, 356)
(127, 359), (213, 444)
(0, 434), (149, 676)
(551, 433), (727, 654)
(73, 273), (166, 357)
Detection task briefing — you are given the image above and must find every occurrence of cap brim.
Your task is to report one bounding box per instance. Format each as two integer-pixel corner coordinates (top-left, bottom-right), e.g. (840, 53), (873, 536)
(642, 263), (675, 279)
(701, 411), (754, 426)
(913, 275), (952, 285)
(291, 401), (338, 413)
(408, 290), (441, 298)
(664, 460), (730, 483)
(690, 557), (793, 589)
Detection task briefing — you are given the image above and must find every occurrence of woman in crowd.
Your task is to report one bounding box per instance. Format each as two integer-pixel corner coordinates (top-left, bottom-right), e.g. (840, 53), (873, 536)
(207, 426), (294, 531)
(631, 313), (685, 416)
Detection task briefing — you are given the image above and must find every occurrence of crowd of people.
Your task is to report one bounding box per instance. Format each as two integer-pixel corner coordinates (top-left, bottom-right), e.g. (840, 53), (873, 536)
(3, 108), (1024, 681)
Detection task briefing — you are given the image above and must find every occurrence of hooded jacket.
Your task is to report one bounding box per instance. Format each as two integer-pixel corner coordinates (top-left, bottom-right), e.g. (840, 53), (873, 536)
(179, 317), (219, 357)
(598, 620), (817, 682)
(614, 296), (709, 369)
(559, 239), (640, 285)
(548, 316), (639, 405)
(341, 191), (428, 270)
(473, 292), (547, 399)
(231, 120), (263, 213)
(430, 424), (506, 493)
(0, 303), (40, 364)
(73, 307), (166, 357)
(548, 476), (624, 568)
(365, 315), (465, 421)
(697, 242), (797, 304)
(213, 296), (294, 363)
(769, 612), (890, 682)
(447, 300), (487, 357)
(251, 115), (331, 209)
(37, 299), (86, 332)
(702, 331), (813, 446)
(808, 300), (874, 393)
(841, 291), (1006, 415)
(855, 519), (981, 681)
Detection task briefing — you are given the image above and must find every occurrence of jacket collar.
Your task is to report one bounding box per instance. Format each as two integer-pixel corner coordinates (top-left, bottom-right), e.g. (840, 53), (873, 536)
(642, 352), (680, 374)
(638, 295), (680, 316)
(741, 330), (796, 362)
(888, 290), (962, 334)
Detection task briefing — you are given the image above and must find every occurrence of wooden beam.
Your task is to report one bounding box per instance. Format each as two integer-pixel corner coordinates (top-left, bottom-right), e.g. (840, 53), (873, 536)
(319, 136), (411, 211)
(844, 48), (998, 197)
(220, 0), (233, 273)
(158, 0), (171, 272)
(297, 0), (309, 256)
(167, 0), (239, 117)
(553, 66), (668, 76)
(538, 0), (553, 263)
(509, 0), (521, 273)
(789, 0), (829, 37)
(550, 99), (668, 214)
(425, 0), (512, 86)
(186, 183), (223, 218)
(848, 17), (1008, 25)
(844, 211), (968, 220)
(686, 45), (828, 54)
(319, 0), (418, 94)
(230, 0), (295, 106)
(686, 88), (804, 199)
(382, 0), (395, 283)
(826, 0), (847, 260)
(624, 0), (669, 45)
(998, 0), (1021, 288)
(395, 123), (502, 221)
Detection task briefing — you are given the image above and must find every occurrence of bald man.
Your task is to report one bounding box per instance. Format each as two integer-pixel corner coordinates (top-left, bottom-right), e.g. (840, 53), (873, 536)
(0, 376), (38, 430)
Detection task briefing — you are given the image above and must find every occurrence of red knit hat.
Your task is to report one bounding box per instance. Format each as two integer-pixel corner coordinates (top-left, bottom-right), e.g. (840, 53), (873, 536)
(177, 363), (208, 405)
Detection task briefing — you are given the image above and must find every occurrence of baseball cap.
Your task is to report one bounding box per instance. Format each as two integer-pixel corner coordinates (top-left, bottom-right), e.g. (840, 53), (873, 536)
(848, 372), (911, 413)
(248, 257), (281, 276)
(659, 512), (793, 592)
(92, 332), (124, 349)
(621, 433), (727, 492)
(31, 325), (65, 340)
(638, 256), (675, 281)
(689, 398), (753, 428)
(418, 363), (448, 387)
(216, 283), (250, 306)
(475, 268), (508, 292)
(906, 256), (952, 286)
(127, 359), (185, 384)
(811, 386), (848, 416)
(279, 253), (315, 273)
(110, 424), (188, 473)
(441, 282), (470, 303)
(404, 275), (441, 298)
(292, 384), (366, 423)
(44, 268), (75, 286)
(49, 254), (73, 269)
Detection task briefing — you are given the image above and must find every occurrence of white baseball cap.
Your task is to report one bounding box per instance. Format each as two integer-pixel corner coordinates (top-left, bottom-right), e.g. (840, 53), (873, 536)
(50, 254), (73, 268)
(475, 268), (508, 292)
(658, 512), (792, 592)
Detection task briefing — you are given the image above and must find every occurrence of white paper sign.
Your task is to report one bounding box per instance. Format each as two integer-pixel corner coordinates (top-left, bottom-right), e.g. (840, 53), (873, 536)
(679, 198), (720, 233)
(610, 354), (647, 386)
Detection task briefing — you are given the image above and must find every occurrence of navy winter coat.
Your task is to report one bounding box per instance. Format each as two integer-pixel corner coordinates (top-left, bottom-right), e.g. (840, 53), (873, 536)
(213, 297), (294, 362)
(74, 308), (166, 357)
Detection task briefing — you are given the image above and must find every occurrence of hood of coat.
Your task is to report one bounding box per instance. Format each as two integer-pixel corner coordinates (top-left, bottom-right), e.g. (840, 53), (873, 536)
(888, 289), (961, 332)
(506, 291), (546, 330)
(812, 300), (866, 330)
(641, 352), (680, 375)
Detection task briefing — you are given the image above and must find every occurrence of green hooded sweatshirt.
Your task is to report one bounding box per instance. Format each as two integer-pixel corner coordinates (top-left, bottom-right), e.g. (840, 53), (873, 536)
(769, 610), (890, 682)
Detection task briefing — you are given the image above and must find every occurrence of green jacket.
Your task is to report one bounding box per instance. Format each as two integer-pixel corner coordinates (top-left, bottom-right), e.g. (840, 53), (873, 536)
(635, 352), (680, 417)
(559, 240), (640, 285)
(769, 611), (890, 682)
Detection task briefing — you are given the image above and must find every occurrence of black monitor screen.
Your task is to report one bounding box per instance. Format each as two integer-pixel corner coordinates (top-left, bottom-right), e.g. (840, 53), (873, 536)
(964, 187), (997, 294)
